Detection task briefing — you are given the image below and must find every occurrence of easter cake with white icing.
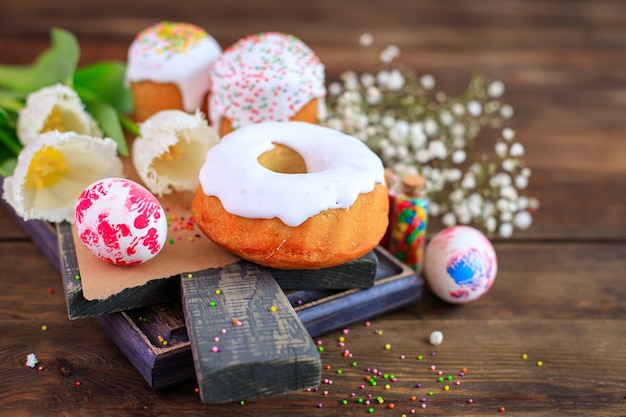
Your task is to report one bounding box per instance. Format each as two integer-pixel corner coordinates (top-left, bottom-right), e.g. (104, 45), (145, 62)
(125, 21), (222, 122)
(191, 121), (389, 270)
(208, 32), (326, 137)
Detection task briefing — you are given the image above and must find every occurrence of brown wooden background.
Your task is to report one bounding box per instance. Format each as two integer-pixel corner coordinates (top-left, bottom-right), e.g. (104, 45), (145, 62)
(1, 1), (625, 415)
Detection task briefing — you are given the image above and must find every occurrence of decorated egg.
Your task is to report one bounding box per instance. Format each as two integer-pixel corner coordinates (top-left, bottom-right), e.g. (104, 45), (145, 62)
(74, 178), (167, 266)
(423, 226), (497, 304)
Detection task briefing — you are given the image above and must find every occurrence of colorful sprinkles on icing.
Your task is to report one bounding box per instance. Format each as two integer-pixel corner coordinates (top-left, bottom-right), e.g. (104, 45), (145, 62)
(209, 32), (326, 131)
(133, 22), (208, 60)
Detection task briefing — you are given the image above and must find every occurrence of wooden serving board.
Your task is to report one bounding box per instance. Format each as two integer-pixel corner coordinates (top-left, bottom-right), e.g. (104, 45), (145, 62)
(57, 221), (378, 319)
(96, 245), (423, 390)
(54, 214), (379, 402)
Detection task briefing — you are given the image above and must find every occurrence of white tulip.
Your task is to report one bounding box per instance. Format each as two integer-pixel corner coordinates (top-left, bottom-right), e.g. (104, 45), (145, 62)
(3, 130), (122, 223)
(132, 110), (219, 196)
(17, 84), (102, 146)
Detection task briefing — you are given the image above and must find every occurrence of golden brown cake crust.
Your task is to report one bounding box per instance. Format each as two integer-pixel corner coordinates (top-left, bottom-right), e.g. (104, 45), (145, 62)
(191, 182), (389, 269)
(131, 81), (209, 122)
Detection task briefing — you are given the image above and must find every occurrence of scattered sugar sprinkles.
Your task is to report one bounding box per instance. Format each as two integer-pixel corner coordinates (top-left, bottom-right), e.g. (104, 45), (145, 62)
(302, 324), (551, 414)
(304, 325), (479, 413)
(205, 322), (543, 412)
(165, 208), (203, 245)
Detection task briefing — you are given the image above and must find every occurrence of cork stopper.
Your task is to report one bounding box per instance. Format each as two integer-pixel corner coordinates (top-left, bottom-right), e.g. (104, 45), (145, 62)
(400, 174), (426, 196)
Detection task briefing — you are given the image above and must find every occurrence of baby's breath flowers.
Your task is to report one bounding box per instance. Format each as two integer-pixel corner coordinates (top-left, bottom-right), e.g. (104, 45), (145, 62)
(324, 34), (539, 237)
(132, 110), (219, 196)
(17, 84), (102, 146)
(2, 130), (123, 223)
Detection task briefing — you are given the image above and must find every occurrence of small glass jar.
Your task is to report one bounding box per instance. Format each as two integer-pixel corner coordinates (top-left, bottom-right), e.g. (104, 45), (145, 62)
(388, 174), (428, 272)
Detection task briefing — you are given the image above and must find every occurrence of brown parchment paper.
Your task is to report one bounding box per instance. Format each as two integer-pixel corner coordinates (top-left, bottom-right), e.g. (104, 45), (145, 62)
(74, 157), (240, 301)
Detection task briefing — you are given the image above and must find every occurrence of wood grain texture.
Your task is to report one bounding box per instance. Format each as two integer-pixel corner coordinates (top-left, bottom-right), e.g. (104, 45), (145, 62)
(1, 0), (626, 415)
(1, 316), (623, 416)
(181, 261), (320, 403)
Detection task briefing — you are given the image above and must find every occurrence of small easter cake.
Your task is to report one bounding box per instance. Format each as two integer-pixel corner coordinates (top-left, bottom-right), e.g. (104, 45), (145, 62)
(208, 32), (326, 137)
(126, 21), (222, 122)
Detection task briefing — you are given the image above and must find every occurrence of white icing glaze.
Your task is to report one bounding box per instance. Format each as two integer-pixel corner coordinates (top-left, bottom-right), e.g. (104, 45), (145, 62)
(125, 22), (222, 112)
(198, 121), (385, 227)
(208, 32), (326, 132)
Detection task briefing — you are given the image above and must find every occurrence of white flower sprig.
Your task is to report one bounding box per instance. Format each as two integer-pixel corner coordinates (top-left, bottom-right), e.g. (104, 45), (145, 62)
(324, 34), (539, 238)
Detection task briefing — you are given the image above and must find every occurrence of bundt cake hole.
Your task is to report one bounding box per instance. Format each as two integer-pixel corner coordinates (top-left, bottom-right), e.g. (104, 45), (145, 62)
(257, 143), (307, 174)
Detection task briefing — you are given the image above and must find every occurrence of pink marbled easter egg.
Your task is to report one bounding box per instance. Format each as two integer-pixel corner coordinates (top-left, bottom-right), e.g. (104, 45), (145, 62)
(74, 178), (167, 266)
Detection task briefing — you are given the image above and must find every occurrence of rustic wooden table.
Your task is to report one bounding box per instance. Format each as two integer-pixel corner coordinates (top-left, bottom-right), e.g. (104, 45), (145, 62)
(1, 1), (625, 415)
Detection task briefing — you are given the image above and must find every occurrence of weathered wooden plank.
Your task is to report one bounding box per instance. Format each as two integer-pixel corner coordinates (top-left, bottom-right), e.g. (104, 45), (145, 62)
(57, 221), (181, 319)
(2, 1), (626, 414)
(96, 307), (195, 390)
(181, 261), (321, 403)
(269, 249), (378, 290)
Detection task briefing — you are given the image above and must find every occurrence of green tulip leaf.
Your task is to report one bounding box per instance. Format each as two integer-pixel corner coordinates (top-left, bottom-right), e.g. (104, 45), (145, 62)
(0, 109), (21, 155)
(0, 90), (26, 113)
(0, 28), (79, 93)
(0, 154), (17, 177)
(74, 61), (133, 114)
(84, 99), (129, 156)
(118, 114), (140, 137)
